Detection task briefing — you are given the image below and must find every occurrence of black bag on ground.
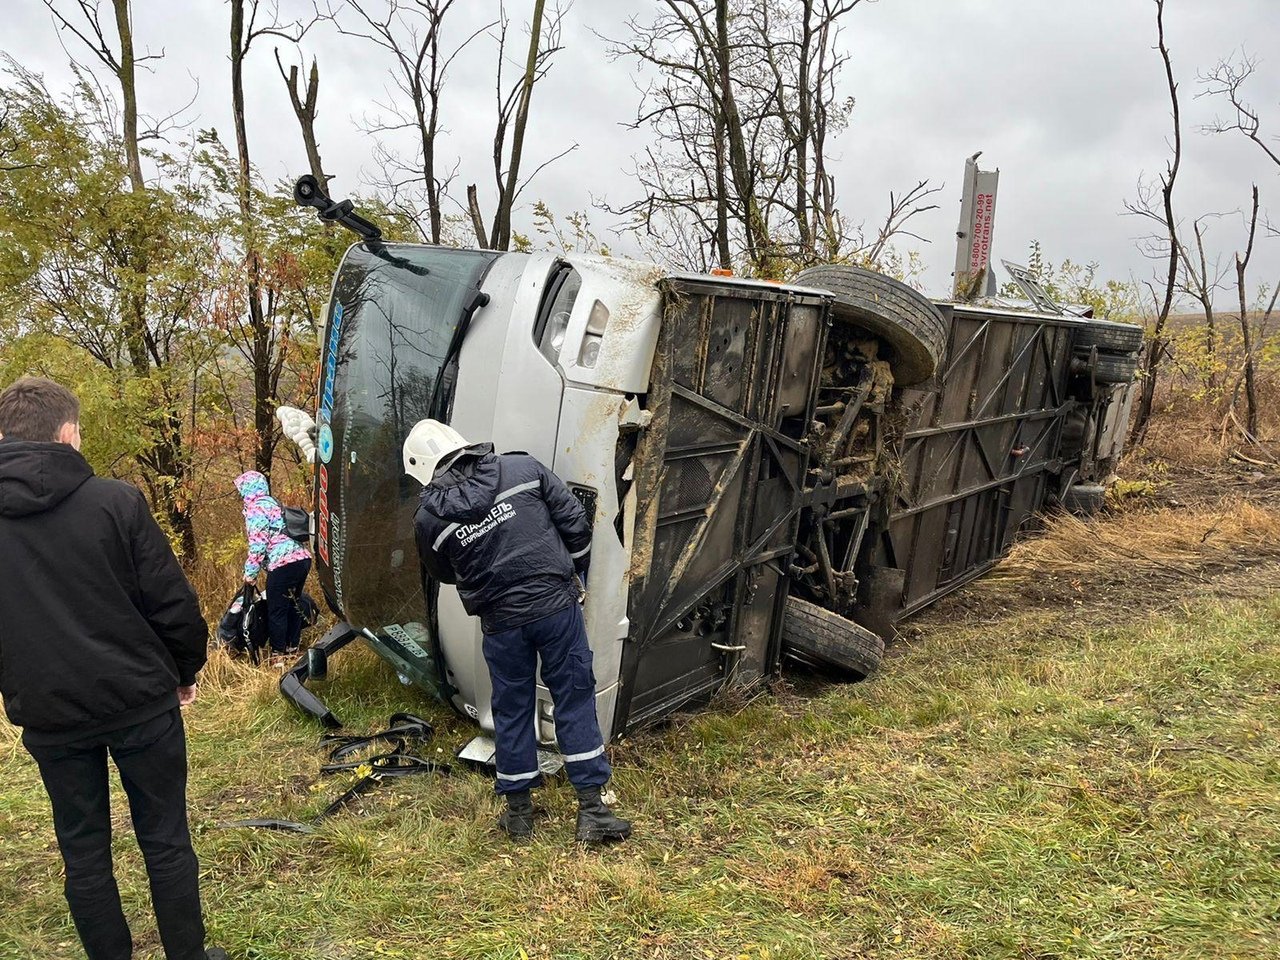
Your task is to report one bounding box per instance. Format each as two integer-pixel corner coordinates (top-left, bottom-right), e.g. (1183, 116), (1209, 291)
(216, 591), (248, 649)
(218, 586), (317, 663)
(218, 586), (270, 662)
(243, 591), (270, 660)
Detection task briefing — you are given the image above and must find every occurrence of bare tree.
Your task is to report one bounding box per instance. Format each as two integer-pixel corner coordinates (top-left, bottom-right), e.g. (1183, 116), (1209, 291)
(43, 0), (155, 188)
(1173, 214), (1230, 385)
(1202, 52), (1280, 440)
(605, 0), (937, 278)
(492, 0), (548, 250)
(1125, 0), (1182, 446)
(322, 0), (491, 244)
(1203, 53), (1280, 170)
(605, 0), (771, 272)
(1234, 185), (1262, 439)
(753, 0), (870, 261)
(227, 0), (319, 476)
(274, 49), (328, 193)
(467, 1), (575, 251)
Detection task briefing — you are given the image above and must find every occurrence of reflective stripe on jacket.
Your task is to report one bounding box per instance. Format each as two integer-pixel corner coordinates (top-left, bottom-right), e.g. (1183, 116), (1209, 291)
(413, 446), (591, 634)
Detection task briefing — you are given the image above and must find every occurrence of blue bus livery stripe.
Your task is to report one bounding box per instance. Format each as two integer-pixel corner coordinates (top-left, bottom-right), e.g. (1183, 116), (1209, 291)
(321, 301), (345, 417)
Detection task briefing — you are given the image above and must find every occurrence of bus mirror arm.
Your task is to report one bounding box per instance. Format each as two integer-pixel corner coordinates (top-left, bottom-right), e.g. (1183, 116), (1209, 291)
(278, 622), (360, 729)
(294, 175), (383, 243)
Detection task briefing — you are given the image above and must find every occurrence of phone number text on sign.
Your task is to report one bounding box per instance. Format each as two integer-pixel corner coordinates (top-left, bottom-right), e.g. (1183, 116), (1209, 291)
(969, 193), (995, 273)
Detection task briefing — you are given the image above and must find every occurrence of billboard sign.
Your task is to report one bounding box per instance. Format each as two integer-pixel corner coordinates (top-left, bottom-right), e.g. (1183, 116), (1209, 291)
(953, 155), (1000, 301)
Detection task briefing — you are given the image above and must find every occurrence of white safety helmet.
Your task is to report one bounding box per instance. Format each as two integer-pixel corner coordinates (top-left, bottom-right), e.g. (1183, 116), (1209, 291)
(403, 419), (471, 486)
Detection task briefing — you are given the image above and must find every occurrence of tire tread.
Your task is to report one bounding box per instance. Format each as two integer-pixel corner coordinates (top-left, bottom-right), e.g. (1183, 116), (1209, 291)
(1062, 482), (1106, 516)
(794, 265), (948, 386)
(1091, 352), (1139, 385)
(782, 596), (885, 678)
(1073, 320), (1144, 354)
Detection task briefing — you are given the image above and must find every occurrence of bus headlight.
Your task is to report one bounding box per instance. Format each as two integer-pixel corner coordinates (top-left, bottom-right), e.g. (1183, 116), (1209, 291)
(576, 300), (610, 368)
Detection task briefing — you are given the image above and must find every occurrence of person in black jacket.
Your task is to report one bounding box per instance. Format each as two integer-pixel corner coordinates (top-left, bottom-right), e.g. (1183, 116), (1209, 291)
(405, 419), (631, 844)
(0, 378), (226, 960)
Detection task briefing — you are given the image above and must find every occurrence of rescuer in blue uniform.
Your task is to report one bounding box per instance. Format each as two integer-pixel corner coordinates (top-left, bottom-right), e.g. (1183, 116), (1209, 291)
(404, 420), (631, 844)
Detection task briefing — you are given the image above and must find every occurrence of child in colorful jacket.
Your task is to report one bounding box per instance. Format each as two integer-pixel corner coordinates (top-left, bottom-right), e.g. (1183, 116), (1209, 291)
(235, 470), (312, 662)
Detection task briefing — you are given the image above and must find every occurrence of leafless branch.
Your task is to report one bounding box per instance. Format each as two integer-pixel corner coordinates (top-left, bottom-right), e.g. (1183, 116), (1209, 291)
(1201, 52), (1280, 170)
(42, 0), (122, 75)
(320, 0), (492, 244)
(1232, 185), (1262, 438)
(1129, 0), (1182, 446)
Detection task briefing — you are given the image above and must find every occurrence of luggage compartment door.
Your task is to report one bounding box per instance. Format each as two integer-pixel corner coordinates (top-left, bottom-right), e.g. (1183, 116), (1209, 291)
(616, 279), (825, 733)
(888, 306), (1077, 616)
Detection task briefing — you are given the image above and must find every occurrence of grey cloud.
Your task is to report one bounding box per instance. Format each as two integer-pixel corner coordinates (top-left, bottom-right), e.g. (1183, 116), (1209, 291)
(4, 0), (1278, 298)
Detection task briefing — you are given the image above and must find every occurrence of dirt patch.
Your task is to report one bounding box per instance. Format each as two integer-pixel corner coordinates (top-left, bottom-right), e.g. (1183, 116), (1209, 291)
(913, 464), (1280, 633)
(921, 559), (1280, 635)
(1129, 451), (1280, 508)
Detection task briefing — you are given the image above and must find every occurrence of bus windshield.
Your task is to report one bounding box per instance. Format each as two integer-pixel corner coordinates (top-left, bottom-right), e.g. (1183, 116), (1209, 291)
(314, 243), (499, 638)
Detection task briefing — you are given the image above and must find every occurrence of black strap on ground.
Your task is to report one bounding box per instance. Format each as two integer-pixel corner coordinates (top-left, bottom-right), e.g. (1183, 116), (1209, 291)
(318, 712), (433, 761)
(315, 775), (384, 821)
(215, 818), (316, 835)
(217, 713), (449, 834)
(320, 751), (451, 776)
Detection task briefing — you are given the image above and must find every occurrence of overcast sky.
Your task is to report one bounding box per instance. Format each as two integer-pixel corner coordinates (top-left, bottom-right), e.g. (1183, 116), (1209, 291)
(6, 0), (1280, 299)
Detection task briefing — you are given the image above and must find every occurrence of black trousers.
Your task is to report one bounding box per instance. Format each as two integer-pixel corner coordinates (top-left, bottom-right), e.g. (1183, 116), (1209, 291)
(24, 709), (205, 960)
(266, 557), (312, 653)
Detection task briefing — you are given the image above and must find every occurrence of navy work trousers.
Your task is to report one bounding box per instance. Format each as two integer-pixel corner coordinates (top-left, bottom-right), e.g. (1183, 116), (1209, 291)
(266, 557), (311, 653)
(24, 709), (205, 960)
(483, 602), (612, 794)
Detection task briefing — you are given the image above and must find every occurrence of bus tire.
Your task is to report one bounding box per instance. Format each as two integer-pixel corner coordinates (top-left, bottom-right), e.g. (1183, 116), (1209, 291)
(793, 264), (948, 387)
(782, 596), (885, 679)
(1072, 320), (1144, 355)
(1062, 482), (1106, 516)
(1091, 352), (1139, 385)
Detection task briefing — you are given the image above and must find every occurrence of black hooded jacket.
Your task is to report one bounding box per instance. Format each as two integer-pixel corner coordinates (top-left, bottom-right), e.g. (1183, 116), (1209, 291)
(0, 440), (208, 744)
(413, 445), (592, 634)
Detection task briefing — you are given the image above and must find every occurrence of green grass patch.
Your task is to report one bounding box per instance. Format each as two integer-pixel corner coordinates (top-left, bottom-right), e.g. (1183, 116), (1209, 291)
(1, 596), (1278, 959)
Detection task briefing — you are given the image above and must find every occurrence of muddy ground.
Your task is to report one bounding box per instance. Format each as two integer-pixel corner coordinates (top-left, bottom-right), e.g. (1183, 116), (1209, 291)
(909, 454), (1280, 636)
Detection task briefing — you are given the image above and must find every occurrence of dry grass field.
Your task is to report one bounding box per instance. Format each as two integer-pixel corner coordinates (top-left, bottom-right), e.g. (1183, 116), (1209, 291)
(1, 450), (1277, 959)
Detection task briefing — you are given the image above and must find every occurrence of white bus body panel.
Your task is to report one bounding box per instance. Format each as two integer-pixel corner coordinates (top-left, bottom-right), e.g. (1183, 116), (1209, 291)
(437, 254), (664, 747)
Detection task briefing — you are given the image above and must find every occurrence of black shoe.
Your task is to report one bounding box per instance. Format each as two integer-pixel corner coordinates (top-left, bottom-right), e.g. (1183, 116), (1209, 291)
(575, 786), (631, 845)
(498, 790), (534, 840)
(206, 949), (230, 960)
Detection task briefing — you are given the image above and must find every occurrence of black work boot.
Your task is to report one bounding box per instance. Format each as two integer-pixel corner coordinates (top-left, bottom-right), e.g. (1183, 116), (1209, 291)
(575, 786), (631, 845)
(206, 950), (230, 960)
(498, 790), (534, 840)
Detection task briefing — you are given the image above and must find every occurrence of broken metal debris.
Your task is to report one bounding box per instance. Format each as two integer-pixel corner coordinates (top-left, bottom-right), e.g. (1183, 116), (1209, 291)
(217, 713), (450, 834)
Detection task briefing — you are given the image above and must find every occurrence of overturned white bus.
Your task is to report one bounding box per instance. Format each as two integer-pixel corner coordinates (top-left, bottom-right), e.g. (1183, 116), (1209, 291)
(279, 163), (1139, 763)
